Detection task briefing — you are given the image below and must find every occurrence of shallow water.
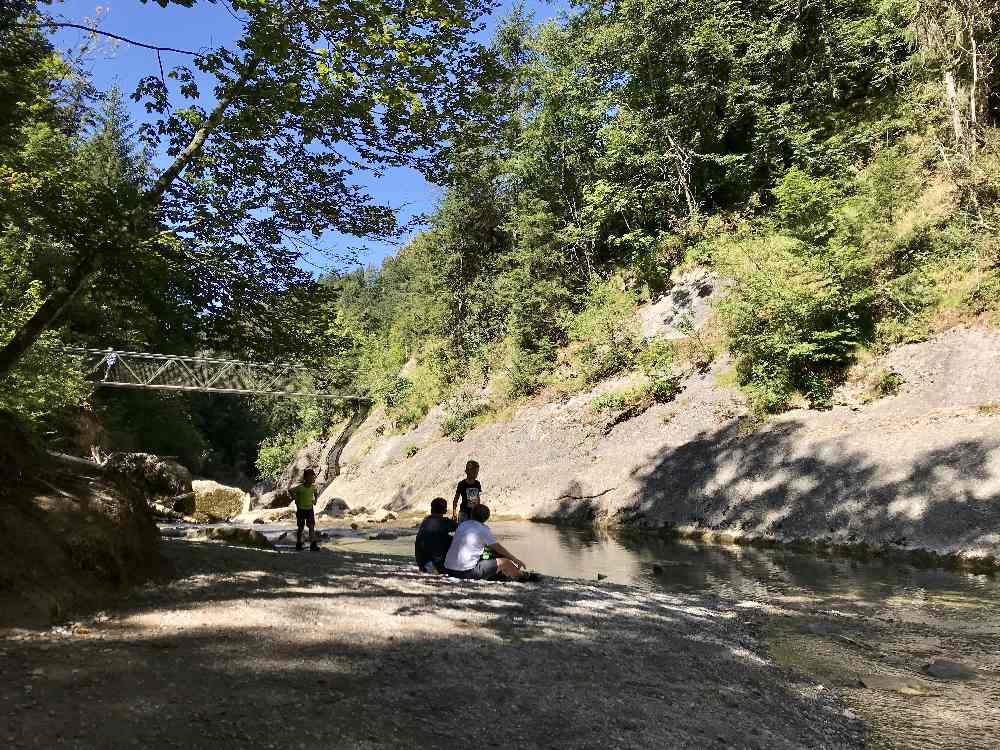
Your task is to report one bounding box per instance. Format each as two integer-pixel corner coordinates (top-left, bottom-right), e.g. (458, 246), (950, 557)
(334, 521), (1000, 749)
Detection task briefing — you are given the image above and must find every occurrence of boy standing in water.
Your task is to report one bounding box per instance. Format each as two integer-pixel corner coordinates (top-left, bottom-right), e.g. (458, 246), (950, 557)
(293, 468), (319, 552)
(452, 459), (482, 522)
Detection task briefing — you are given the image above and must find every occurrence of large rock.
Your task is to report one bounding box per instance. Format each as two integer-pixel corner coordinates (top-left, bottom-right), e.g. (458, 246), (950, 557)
(317, 497), (349, 518)
(924, 659), (977, 680)
(1, 422), (164, 627)
(192, 479), (247, 520)
(249, 488), (292, 511)
(199, 527), (273, 549)
(104, 453), (193, 498)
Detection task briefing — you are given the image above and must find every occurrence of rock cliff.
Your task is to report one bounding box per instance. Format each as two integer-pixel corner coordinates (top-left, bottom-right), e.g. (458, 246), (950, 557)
(312, 327), (1000, 564)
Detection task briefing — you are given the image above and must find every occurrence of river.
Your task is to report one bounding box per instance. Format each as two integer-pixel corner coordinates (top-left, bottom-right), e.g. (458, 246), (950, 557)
(330, 520), (1000, 750)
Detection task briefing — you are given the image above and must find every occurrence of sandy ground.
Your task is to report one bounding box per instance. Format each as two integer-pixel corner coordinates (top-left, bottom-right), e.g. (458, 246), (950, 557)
(1, 538), (861, 749)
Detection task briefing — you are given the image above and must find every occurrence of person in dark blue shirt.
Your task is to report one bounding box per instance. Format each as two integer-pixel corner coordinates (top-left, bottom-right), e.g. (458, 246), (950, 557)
(415, 497), (457, 573)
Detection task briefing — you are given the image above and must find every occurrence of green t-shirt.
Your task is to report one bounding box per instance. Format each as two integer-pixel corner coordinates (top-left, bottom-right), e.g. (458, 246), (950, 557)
(293, 484), (317, 510)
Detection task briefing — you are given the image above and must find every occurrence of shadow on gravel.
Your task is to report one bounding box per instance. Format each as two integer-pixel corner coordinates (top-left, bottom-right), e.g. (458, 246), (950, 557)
(0, 541), (862, 750)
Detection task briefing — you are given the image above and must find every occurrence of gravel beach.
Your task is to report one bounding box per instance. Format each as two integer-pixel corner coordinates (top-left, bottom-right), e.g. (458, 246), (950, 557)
(0, 538), (862, 749)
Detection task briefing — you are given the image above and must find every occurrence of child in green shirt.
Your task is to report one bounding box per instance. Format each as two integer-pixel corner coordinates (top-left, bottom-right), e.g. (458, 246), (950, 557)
(293, 468), (319, 551)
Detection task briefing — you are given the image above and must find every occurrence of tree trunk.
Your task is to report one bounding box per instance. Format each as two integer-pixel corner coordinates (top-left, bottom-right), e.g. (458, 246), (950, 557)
(0, 249), (100, 378)
(944, 69), (965, 153)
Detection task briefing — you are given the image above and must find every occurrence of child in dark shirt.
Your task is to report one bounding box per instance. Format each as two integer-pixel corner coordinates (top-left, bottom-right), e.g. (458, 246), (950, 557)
(415, 497), (457, 573)
(452, 459), (481, 522)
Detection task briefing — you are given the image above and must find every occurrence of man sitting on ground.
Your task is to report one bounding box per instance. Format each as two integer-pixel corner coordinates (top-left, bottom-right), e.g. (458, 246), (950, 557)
(415, 497), (457, 573)
(444, 504), (529, 581)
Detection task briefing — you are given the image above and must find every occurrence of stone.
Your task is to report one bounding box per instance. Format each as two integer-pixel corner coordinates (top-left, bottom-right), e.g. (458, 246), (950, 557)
(200, 527), (273, 550)
(923, 659), (976, 680)
(371, 508), (397, 523)
(250, 489), (292, 511)
(172, 492), (196, 515)
(317, 497), (350, 518)
(858, 675), (932, 695)
(192, 480), (247, 520)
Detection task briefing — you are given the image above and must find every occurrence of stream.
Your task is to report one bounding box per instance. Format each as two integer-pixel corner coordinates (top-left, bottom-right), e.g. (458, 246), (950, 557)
(330, 520), (1000, 750)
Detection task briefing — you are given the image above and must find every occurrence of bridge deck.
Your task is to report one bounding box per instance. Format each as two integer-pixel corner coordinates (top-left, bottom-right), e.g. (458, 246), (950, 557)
(58, 347), (364, 400)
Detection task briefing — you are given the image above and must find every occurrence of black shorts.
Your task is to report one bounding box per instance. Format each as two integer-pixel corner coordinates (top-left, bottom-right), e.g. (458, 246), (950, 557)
(296, 509), (315, 528)
(446, 558), (500, 580)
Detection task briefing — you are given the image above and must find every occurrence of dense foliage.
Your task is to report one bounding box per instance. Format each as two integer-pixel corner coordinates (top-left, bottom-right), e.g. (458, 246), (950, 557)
(4, 0), (1000, 476)
(328, 0), (1000, 426)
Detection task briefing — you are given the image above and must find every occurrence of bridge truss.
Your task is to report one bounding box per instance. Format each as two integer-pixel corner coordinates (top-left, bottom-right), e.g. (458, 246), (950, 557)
(60, 347), (364, 401)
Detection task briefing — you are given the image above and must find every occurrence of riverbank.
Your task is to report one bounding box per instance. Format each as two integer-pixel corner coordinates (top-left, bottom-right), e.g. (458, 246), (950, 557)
(308, 327), (1000, 570)
(0, 537), (862, 749)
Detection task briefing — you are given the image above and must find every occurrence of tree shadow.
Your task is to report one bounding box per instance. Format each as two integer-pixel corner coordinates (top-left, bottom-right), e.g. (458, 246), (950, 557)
(1, 540), (861, 749)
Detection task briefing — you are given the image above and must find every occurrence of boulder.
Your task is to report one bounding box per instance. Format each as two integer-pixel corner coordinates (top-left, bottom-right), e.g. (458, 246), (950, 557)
(249, 478), (276, 500)
(923, 659), (977, 680)
(0, 409), (43, 485)
(105, 453), (193, 497)
(192, 480), (247, 520)
(317, 497), (349, 518)
(370, 508), (397, 523)
(249, 489), (292, 511)
(199, 527), (273, 549)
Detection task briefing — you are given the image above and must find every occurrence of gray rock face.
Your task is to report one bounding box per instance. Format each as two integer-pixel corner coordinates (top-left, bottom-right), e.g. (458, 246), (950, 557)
(249, 489), (291, 511)
(309, 327), (1000, 561)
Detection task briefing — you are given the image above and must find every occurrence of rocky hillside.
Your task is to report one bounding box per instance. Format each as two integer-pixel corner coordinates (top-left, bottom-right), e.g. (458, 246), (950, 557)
(307, 324), (1000, 565)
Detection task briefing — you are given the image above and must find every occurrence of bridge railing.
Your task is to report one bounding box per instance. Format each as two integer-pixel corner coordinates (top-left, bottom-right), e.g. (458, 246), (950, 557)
(57, 347), (365, 401)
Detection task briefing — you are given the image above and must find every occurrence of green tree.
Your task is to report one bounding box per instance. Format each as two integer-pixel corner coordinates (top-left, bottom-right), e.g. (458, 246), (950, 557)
(1, 0), (497, 375)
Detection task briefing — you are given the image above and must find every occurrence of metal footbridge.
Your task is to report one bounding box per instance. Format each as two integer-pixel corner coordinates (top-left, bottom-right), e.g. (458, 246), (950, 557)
(60, 347), (364, 400)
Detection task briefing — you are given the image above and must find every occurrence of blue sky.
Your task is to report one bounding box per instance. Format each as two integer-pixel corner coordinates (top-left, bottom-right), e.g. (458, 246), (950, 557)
(48, 0), (563, 273)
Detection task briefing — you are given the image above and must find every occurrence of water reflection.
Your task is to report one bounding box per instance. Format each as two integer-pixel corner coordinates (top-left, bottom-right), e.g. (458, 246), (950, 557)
(331, 521), (1000, 748)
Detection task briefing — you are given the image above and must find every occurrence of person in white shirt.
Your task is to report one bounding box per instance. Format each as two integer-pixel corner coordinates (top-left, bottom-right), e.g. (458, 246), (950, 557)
(444, 504), (528, 581)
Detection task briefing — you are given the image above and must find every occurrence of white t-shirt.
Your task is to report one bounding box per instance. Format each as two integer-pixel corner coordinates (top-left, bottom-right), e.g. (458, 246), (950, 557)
(444, 520), (497, 571)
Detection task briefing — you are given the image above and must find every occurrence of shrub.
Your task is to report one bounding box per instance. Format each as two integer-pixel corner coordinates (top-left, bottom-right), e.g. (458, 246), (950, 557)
(591, 387), (646, 412)
(505, 345), (552, 399)
(256, 432), (308, 482)
(570, 277), (640, 385)
(440, 391), (492, 441)
(773, 168), (841, 244)
(860, 368), (904, 403)
(404, 444), (419, 458)
(716, 234), (870, 416)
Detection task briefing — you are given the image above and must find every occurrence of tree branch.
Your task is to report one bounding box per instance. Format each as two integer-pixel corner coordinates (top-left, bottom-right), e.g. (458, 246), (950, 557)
(145, 59), (260, 203)
(16, 21), (203, 57)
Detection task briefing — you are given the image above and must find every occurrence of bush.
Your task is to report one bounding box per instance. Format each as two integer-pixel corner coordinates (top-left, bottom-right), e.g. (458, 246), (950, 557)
(570, 277), (640, 385)
(716, 234), (870, 416)
(591, 387), (646, 412)
(256, 430), (310, 481)
(440, 391), (492, 441)
(404, 444), (419, 458)
(505, 344), (552, 399)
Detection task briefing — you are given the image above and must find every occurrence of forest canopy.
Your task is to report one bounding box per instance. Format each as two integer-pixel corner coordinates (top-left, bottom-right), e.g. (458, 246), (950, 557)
(3, 0), (1000, 480)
